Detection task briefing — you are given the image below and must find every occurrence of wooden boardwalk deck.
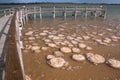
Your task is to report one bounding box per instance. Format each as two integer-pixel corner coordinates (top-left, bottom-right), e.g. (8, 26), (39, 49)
(0, 15), (12, 80)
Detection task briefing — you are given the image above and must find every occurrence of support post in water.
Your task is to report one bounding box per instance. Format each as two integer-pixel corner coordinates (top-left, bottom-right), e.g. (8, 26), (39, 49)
(63, 7), (66, 19)
(23, 8), (25, 24)
(39, 7), (42, 19)
(4, 10), (6, 17)
(95, 11), (97, 18)
(25, 8), (28, 22)
(74, 7), (77, 19)
(34, 7), (36, 20)
(103, 8), (107, 20)
(53, 6), (56, 19)
(85, 8), (88, 18)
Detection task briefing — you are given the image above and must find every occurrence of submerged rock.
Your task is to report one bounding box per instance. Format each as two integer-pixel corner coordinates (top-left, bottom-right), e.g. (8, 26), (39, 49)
(28, 37), (35, 40)
(72, 54), (85, 61)
(44, 39), (51, 43)
(107, 59), (120, 69)
(25, 31), (33, 36)
(71, 40), (78, 45)
(54, 51), (64, 57)
(48, 57), (67, 68)
(72, 48), (81, 53)
(86, 46), (92, 50)
(48, 43), (57, 48)
(83, 36), (90, 40)
(41, 47), (49, 51)
(86, 53), (105, 64)
(79, 43), (86, 49)
(31, 46), (40, 51)
(60, 47), (72, 53)
(26, 75), (32, 80)
(39, 32), (47, 36)
(24, 45), (32, 49)
(46, 55), (55, 60)
(68, 44), (74, 48)
(103, 38), (111, 44)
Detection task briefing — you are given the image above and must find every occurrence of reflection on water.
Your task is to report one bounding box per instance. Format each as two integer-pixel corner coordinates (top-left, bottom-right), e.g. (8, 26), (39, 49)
(22, 17), (120, 80)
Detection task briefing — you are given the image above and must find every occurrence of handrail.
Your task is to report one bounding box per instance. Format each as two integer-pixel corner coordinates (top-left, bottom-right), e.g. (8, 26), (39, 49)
(4, 12), (25, 80)
(0, 8), (15, 18)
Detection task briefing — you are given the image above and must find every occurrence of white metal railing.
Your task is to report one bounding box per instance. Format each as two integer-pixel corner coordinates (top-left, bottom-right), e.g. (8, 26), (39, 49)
(0, 8), (15, 18)
(15, 11), (25, 80)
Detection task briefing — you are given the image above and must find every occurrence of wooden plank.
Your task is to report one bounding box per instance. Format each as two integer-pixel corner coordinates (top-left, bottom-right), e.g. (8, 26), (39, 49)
(5, 12), (24, 80)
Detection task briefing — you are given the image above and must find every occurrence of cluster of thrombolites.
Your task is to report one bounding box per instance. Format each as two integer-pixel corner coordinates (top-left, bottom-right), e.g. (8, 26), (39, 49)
(22, 27), (120, 70)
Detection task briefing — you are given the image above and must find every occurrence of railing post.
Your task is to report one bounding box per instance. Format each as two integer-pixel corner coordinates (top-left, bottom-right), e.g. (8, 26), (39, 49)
(23, 8), (25, 24)
(16, 11), (26, 80)
(104, 11), (106, 20)
(74, 7), (77, 19)
(25, 8), (28, 22)
(95, 11), (97, 18)
(53, 6), (56, 19)
(39, 7), (42, 19)
(34, 7), (36, 20)
(85, 7), (88, 18)
(63, 7), (66, 19)
(4, 10), (6, 17)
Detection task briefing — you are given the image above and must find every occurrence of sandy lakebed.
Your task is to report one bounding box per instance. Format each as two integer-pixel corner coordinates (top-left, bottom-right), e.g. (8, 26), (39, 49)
(21, 18), (120, 80)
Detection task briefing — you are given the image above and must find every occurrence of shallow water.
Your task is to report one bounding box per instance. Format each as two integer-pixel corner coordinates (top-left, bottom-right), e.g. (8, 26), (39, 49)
(21, 18), (120, 80)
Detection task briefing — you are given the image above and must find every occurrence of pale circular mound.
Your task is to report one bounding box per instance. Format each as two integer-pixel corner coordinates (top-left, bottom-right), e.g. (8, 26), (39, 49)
(83, 36), (90, 40)
(39, 32), (47, 36)
(79, 43), (86, 49)
(25, 31), (33, 36)
(44, 39), (51, 43)
(103, 38), (111, 43)
(24, 45), (32, 49)
(26, 75), (31, 80)
(72, 54), (85, 61)
(48, 57), (66, 68)
(28, 37), (35, 40)
(54, 51), (64, 57)
(86, 53), (105, 64)
(107, 59), (120, 69)
(48, 43), (57, 48)
(41, 47), (49, 51)
(46, 55), (55, 60)
(53, 36), (60, 40)
(71, 40), (78, 45)
(86, 46), (92, 50)
(43, 30), (49, 33)
(31, 46), (40, 51)
(68, 44), (74, 48)
(58, 34), (64, 37)
(60, 47), (72, 53)
(72, 48), (81, 53)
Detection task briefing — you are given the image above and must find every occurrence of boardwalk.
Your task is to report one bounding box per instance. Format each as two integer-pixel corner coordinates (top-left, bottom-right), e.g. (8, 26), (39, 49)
(0, 15), (12, 80)
(21, 7), (106, 20)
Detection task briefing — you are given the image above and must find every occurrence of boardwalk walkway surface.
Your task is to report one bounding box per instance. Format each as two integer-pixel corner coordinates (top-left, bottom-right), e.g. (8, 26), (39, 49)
(0, 15), (12, 80)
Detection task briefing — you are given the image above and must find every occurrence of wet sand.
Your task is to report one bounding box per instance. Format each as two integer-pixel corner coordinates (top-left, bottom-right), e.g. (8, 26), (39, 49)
(21, 18), (120, 80)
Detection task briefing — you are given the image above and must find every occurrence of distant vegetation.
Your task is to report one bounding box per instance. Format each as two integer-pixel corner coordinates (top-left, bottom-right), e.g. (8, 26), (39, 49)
(0, 2), (120, 5)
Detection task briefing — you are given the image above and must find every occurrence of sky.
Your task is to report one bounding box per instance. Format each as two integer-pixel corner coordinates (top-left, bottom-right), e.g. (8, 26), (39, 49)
(0, 0), (120, 4)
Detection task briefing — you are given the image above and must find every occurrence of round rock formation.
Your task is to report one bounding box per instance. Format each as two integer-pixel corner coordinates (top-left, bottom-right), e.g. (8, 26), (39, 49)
(107, 59), (120, 69)
(72, 54), (85, 61)
(86, 53), (105, 64)
(48, 57), (66, 68)
(60, 47), (72, 53)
